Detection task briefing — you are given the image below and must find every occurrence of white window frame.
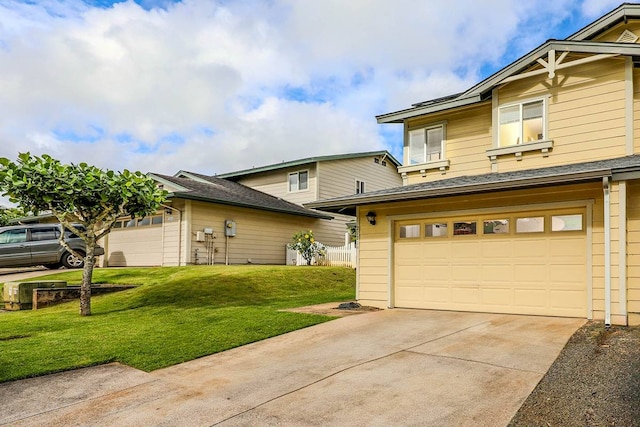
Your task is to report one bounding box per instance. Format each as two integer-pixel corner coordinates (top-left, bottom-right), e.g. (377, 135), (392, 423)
(407, 122), (446, 166)
(498, 98), (546, 147)
(355, 179), (365, 194)
(288, 170), (309, 192)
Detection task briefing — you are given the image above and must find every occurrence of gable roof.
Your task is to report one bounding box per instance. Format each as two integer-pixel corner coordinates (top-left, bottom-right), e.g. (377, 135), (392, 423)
(306, 154), (640, 216)
(151, 173), (332, 220)
(214, 150), (401, 179)
(377, 3), (640, 124)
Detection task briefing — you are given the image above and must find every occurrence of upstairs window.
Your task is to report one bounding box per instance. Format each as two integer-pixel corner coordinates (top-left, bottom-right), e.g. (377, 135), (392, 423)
(408, 124), (444, 165)
(355, 180), (365, 194)
(288, 170), (308, 192)
(499, 99), (544, 146)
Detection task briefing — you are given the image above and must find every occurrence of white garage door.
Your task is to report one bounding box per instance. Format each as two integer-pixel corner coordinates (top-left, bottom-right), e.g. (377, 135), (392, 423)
(394, 208), (587, 317)
(106, 216), (163, 267)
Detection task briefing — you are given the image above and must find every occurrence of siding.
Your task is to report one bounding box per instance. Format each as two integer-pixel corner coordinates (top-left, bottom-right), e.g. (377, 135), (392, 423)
(234, 164), (318, 205)
(355, 183), (615, 321)
(318, 156), (402, 200)
(403, 57), (629, 184)
(627, 181), (640, 325)
(592, 21), (640, 43)
(162, 199), (184, 266)
(189, 201), (324, 265)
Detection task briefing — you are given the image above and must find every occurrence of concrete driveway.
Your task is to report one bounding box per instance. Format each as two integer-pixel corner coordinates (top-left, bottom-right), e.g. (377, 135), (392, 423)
(0, 309), (584, 426)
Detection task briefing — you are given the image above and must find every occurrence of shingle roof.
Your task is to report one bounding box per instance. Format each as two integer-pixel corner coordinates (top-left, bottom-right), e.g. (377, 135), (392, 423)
(306, 155), (640, 215)
(151, 174), (332, 220)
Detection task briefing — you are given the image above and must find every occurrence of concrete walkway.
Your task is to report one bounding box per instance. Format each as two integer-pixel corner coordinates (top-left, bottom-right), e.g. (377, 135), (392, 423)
(0, 309), (584, 427)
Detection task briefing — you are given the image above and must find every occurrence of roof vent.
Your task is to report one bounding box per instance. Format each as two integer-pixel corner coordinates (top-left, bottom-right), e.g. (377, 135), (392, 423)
(616, 29), (638, 43)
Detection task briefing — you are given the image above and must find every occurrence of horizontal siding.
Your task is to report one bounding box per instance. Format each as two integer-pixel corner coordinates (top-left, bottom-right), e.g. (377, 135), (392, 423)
(318, 156), (402, 200)
(189, 201), (324, 265)
(107, 227), (163, 267)
(593, 21), (640, 42)
(312, 212), (353, 247)
(627, 181), (640, 323)
(235, 164), (317, 205)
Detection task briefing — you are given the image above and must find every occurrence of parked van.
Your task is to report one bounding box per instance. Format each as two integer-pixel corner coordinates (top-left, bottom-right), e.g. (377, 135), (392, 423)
(0, 224), (104, 269)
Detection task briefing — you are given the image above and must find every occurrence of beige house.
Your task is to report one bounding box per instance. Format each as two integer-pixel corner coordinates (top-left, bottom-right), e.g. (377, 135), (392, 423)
(309, 4), (640, 326)
(184, 150), (402, 247)
(104, 175), (331, 267)
(105, 151), (401, 266)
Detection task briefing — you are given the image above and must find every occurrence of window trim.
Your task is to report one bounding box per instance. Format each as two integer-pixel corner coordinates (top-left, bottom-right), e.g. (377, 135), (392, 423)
(288, 170), (309, 193)
(405, 121), (447, 167)
(355, 179), (365, 195)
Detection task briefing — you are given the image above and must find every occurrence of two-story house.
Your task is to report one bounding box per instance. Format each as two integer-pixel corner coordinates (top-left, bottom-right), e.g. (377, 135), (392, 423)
(309, 4), (640, 326)
(101, 151), (401, 267)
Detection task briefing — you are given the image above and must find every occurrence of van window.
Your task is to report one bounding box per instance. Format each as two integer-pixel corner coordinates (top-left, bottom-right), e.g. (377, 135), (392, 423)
(0, 229), (28, 244)
(31, 227), (60, 241)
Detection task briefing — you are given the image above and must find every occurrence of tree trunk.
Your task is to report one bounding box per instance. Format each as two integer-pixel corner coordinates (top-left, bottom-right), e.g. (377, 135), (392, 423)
(79, 242), (96, 316)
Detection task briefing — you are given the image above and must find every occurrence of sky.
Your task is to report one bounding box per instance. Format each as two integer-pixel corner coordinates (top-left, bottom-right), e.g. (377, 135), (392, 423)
(0, 0), (625, 187)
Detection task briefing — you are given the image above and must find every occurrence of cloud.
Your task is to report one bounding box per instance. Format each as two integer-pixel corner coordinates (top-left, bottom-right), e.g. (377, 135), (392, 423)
(0, 0), (601, 184)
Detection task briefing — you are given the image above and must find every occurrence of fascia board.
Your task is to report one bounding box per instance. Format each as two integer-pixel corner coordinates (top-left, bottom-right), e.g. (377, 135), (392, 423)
(148, 173), (190, 192)
(307, 169), (610, 211)
(376, 95), (483, 124)
(566, 4), (640, 41)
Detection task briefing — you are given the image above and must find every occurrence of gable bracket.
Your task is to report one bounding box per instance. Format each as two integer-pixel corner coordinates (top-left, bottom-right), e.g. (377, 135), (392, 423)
(502, 50), (618, 84)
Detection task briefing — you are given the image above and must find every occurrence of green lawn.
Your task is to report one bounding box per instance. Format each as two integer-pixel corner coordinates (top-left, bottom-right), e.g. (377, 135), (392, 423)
(0, 265), (355, 383)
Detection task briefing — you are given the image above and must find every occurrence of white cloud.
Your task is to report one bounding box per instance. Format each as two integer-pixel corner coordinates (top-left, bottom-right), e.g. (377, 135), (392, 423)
(0, 0), (604, 179)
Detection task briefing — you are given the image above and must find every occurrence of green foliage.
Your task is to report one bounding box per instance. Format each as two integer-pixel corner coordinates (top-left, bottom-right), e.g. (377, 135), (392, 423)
(288, 229), (324, 265)
(0, 153), (167, 315)
(0, 206), (26, 226)
(0, 266), (356, 382)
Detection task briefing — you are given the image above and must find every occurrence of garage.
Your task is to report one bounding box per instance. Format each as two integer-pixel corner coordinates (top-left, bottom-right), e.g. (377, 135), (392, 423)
(105, 216), (164, 267)
(393, 207), (588, 317)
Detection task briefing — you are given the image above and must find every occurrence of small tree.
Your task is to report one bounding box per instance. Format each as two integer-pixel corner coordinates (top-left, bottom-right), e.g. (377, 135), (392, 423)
(0, 153), (167, 316)
(288, 229), (323, 265)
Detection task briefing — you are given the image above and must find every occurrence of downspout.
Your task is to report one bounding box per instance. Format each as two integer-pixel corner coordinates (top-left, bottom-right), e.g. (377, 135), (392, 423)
(603, 177), (611, 328)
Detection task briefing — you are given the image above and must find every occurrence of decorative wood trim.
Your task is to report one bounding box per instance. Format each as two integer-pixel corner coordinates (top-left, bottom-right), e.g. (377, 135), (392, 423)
(486, 140), (553, 161)
(398, 159), (450, 175)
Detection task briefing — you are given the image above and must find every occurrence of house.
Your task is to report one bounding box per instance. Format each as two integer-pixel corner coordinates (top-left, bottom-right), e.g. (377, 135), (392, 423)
(308, 4), (640, 326)
(179, 150), (402, 247)
(104, 174), (331, 267)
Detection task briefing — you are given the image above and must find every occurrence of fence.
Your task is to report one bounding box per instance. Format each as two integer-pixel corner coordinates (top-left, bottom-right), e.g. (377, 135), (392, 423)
(286, 242), (356, 268)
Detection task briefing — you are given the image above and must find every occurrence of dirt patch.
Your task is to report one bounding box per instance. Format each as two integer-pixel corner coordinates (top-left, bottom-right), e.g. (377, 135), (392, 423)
(283, 302), (382, 317)
(508, 321), (640, 427)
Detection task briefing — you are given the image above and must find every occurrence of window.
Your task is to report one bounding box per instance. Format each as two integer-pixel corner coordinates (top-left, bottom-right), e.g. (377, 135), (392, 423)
(483, 219), (509, 235)
(499, 99), (544, 146)
(289, 170), (308, 192)
(399, 225), (420, 238)
(409, 124), (444, 165)
(355, 180), (365, 194)
(552, 214), (583, 231)
(425, 223), (447, 237)
(31, 227), (60, 241)
(516, 217), (544, 233)
(0, 229), (27, 244)
(453, 221), (476, 235)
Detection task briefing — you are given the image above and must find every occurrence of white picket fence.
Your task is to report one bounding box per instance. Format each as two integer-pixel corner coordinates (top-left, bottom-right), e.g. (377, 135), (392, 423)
(286, 242), (356, 268)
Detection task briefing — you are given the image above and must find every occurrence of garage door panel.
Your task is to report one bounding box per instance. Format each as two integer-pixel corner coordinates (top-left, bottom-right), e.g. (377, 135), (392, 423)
(394, 209), (587, 318)
(107, 228), (162, 267)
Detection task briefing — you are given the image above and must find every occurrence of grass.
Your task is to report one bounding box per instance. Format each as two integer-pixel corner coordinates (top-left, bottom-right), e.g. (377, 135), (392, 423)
(0, 265), (355, 383)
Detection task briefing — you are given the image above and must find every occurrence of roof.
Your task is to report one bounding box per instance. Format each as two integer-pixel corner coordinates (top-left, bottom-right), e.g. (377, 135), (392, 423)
(306, 155), (640, 216)
(377, 3), (640, 124)
(151, 173), (332, 220)
(214, 150), (401, 179)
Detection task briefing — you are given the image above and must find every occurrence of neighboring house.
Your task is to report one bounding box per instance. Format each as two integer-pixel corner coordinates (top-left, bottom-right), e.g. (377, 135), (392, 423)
(309, 4), (640, 326)
(204, 151), (402, 246)
(104, 174), (331, 267)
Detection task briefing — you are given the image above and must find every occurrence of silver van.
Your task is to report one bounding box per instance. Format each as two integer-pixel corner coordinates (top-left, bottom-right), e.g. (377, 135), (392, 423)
(0, 223), (105, 269)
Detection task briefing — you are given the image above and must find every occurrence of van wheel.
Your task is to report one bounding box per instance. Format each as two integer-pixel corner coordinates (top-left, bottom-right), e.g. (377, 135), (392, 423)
(62, 251), (85, 269)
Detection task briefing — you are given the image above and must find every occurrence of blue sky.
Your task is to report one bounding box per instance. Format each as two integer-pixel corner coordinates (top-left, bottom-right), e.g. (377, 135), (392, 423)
(0, 0), (625, 188)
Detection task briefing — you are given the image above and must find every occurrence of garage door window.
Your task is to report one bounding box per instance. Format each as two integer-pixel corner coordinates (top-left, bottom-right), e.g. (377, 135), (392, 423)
(425, 223), (448, 237)
(516, 217), (544, 233)
(453, 221), (476, 235)
(552, 214), (583, 232)
(483, 219), (509, 234)
(399, 225), (420, 238)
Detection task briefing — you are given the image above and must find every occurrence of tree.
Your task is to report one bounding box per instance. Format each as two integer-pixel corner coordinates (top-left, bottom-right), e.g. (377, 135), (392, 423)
(0, 206), (26, 226)
(288, 229), (324, 265)
(0, 153), (167, 316)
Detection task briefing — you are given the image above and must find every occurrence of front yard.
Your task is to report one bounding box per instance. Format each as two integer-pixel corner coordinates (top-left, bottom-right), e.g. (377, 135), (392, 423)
(0, 266), (355, 383)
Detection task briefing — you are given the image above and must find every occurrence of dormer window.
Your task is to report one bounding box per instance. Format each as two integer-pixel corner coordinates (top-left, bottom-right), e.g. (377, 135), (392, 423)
(499, 99), (544, 147)
(408, 123), (445, 165)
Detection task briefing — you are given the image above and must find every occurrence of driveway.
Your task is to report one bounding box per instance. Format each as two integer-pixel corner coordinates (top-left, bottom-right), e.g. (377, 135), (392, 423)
(0, 309), (584, 426)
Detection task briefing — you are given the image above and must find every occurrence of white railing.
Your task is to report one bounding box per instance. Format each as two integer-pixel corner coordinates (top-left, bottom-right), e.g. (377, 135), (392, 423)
(286, 242), (356, 268)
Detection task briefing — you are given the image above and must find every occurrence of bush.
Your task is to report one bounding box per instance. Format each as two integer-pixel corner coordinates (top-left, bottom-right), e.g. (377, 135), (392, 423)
(288, 230), (324, 265)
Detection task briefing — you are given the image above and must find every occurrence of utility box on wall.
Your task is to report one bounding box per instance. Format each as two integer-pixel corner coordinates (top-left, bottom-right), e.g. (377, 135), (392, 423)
(225, 220), (236, 237)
